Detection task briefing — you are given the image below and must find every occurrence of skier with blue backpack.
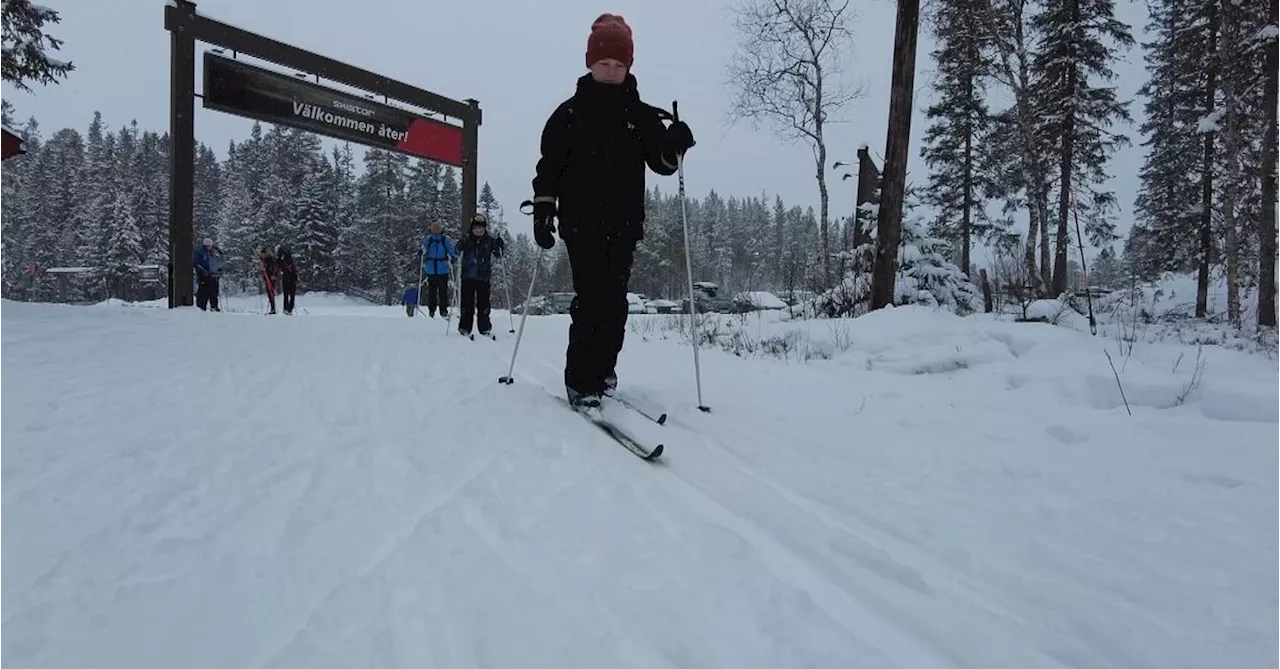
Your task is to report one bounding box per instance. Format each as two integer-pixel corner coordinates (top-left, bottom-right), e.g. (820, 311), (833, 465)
(193, 237), (225, 311)
(421, 222), (458, 318)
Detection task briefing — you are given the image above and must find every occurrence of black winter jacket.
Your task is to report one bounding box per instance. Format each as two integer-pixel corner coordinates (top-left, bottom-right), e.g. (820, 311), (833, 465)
(457, 233), (504, 282)
(532, 73), (680, 242)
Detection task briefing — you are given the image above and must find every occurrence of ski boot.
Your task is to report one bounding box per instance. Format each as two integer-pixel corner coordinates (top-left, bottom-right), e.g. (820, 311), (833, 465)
(566, 385), (602, 414)
(603, 370), (618, 398)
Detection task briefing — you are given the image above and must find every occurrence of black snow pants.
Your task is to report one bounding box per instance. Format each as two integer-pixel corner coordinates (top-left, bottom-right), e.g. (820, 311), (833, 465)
(282, 273), (297, 314)
(196, 273), (220, 311)
(459, 278), (492, 334)
(563, 233), (637, 396)
(425, 274), (450, 316)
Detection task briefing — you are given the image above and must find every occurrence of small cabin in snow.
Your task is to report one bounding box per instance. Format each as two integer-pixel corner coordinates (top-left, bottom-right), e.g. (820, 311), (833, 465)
(0, 122), (25, 161)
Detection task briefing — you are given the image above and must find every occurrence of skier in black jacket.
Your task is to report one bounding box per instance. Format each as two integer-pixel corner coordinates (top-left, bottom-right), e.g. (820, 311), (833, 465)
(276, 245), (298, 315)
(530, 13), (695, 410)
(456, 212), (504, 337)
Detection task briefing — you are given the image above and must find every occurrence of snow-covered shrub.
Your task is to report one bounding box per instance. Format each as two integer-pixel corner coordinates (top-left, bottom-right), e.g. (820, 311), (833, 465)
(818, 197), (981, 317)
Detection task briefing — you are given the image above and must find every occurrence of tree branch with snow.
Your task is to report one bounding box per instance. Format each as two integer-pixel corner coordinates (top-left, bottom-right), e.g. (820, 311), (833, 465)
(1, 0), (75, 92)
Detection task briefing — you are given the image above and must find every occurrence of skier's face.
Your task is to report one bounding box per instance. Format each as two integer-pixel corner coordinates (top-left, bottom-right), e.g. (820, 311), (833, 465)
(589, 58), (627, 85)
(472, 225), (486, 236)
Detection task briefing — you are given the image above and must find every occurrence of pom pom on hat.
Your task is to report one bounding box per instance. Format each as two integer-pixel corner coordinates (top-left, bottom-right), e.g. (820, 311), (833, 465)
(585, 13), (634, 69)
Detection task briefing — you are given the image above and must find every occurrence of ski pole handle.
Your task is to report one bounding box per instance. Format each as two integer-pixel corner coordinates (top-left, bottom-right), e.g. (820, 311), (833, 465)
(672, 100), (679, 123)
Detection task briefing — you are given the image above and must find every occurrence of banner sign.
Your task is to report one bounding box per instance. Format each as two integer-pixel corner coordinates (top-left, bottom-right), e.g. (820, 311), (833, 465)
(202, 52), (464, 166)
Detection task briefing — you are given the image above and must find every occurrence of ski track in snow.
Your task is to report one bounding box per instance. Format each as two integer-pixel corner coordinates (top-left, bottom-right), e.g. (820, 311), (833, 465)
(2, 299), (1276, 669)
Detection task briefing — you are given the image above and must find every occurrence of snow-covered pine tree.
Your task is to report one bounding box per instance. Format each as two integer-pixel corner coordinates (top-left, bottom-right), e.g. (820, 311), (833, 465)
(1131, 0), (1202, 275)
(503, 232), (539, 309)
(1029, 0), (1135, 295)
(193, 143), (222, 250)
(216, 141), (258, 288)
(357, 148), (413, 301)
(1214, 0), (1270, 326)
(1259, 0), (1278, 327)
(478, 181), (499, 222)
(633, 186), (669, 298)
(39, 128), (84, 268)
(131, 126), (167, 266)
(14, 118), (61, 281)
(436, 167), (462, 231)
(1090, 246), (1123, 289)
(1, 0), (74, 92)
(294, 153), (336, 290)
(330, 144), (364, 292)
(821, 187), (981, 315)
(99, 123), (143, 298)
(920, 0), (1001, 277)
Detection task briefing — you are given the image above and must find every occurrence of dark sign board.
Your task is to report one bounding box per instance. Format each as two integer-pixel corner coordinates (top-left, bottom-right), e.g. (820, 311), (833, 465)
(202, 52), (464, 166)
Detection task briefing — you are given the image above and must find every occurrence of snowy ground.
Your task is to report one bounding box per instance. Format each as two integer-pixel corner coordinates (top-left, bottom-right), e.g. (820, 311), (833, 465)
(3, 293), (1276, 669)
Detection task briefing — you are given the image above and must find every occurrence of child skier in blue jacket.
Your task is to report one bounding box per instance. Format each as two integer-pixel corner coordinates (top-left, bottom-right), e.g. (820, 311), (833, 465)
(402, 285), (419, 317)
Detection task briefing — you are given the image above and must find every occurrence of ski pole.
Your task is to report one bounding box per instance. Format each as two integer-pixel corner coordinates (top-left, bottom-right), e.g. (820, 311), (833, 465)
(673, 100), (710, 413)
(500, 255), (516, 334)
(446, 260), (459, 335)
(499, 200), (547, 384)
(415, 244), (424, 317)
(498, 249), (544, 384)
(1070, 190), (1097, 336)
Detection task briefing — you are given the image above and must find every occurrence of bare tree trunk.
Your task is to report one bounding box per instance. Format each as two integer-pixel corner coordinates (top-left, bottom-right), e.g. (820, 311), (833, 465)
(1224, 187), (1240, 325)
(1197, 0), (1219, 319)
(997, 0), (1048, 294)
(1039, 197), (1052, 291)
(1219, 0), (1244, 326)
(870, 0), (921, 310)
(816, 130), (832, 288)
(1259, 0), (1278, 328)
(962, 72), (974, 277)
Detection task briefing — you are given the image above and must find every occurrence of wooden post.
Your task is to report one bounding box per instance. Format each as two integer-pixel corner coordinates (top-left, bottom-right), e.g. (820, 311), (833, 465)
(168, 0), (196, 307)
(869, 0), (920, 311)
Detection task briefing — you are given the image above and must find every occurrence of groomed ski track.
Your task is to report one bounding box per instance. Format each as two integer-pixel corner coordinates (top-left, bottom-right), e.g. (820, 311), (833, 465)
(3, 298), (1275, 669)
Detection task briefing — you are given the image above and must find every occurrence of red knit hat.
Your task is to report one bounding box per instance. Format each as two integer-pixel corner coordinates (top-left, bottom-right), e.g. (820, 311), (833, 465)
(585, 13), (634, 69)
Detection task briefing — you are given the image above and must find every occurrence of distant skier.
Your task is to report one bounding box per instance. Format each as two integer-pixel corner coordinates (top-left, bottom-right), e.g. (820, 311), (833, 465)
(421, 222), (458, 318)
(529, 13), (695, 409)
(276, 244), (298, 315)
(193, 237), (225, 311)
(456, 212), (505, 337)
(402, 284), (420, 317)
(259, 247), (279, 315)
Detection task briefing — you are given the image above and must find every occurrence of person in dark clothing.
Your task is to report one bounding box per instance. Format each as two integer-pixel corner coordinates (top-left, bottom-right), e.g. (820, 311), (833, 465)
(530, 13), (695, 409)
(456, 212), (505, 337)
(421, 222), (458, 317)
(193, 237), (224, 311)
(260, 247), (279, 315)
(275, 245), (298, 315)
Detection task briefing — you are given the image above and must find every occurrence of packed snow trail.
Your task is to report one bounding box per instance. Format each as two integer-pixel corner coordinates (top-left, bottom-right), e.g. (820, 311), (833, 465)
(3, 297), (1276, 669)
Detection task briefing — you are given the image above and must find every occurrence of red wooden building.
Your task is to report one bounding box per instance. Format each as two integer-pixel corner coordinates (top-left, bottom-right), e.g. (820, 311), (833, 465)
(2, 123), (27, 160)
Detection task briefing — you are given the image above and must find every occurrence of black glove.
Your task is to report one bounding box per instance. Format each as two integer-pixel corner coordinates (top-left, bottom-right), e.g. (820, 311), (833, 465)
(533, 200), (557, 250)
(666, 121), (695, 155)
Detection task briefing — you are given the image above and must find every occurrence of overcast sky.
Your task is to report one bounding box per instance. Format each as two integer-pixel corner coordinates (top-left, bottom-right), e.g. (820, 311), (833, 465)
(2, 0), (1149, 261)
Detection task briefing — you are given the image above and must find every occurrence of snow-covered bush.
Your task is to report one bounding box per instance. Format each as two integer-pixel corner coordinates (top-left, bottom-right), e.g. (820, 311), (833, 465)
(818, 197), (981, 317)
